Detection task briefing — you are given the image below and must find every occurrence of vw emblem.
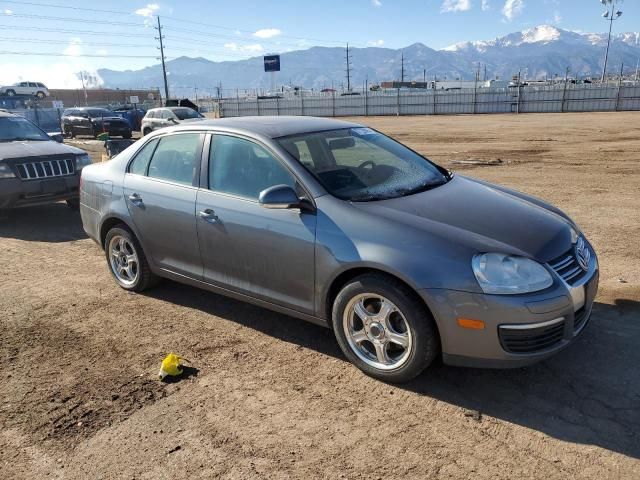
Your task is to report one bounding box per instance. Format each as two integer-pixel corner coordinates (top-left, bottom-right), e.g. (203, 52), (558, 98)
(575, 237), (590, 272)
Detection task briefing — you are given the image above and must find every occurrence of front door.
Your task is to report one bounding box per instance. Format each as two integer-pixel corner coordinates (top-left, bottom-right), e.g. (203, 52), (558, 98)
(123, 132), (204, 279)
(196, 134), (316, 314)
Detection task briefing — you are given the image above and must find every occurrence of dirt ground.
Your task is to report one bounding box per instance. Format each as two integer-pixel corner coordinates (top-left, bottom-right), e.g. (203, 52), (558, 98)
(1, 112), (638, 479)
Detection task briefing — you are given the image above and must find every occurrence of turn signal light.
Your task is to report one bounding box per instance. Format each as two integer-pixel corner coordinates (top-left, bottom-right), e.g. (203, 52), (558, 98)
(457, 318), (485, 330)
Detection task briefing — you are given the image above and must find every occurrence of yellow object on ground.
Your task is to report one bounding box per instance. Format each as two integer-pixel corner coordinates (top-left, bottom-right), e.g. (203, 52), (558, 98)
(159, 353), (184, 380)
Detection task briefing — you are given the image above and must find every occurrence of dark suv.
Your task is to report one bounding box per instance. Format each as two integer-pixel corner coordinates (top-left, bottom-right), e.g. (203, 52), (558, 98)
(61, 108), (132, 139)
(0, 111), (91, 212)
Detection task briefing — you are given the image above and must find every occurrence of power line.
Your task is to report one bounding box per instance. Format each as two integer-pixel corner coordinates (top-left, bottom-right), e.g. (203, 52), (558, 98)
(0, 36), (156, 49)
(0, 24), (151, 38)
(0, 51), (162, 59)
(1, 12), (147, 27)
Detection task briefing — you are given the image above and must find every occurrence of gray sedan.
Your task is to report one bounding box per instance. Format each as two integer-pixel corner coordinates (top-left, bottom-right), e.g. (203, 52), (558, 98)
(79, 116), (598, 382)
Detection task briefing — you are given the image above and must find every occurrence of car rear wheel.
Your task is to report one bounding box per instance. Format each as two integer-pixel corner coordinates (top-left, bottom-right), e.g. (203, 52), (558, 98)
(332, 273), (440, 383)
(5, 89), (15, 96)
(142, 128), (151, 136)
(36, 91), (45, 99)
(123, 131), (132, 139)
(105, 226), (158, 292)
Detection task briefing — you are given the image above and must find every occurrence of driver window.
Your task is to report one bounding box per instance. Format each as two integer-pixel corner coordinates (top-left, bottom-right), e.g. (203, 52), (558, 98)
(209, 135), (296, 200)
(161, 110), (172, 120)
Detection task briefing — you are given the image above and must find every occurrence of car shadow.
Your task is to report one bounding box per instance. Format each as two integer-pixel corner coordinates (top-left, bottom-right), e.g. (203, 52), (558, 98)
(0, 203), (87, 242)
(144, 282), (640, 459)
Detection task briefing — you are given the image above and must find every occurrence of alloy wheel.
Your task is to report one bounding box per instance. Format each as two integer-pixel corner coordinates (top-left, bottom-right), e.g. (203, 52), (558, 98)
(343, 293), (413, 371)
(108, 235), (139, 287)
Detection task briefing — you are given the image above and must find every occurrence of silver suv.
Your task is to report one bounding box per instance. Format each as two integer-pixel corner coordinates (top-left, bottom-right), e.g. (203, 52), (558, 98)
(141, 107), (204, 136)
(0, 82), (49, 99)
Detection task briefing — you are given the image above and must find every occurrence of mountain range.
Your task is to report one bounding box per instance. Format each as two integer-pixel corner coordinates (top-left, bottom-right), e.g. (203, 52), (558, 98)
(97, 25), (640, 96)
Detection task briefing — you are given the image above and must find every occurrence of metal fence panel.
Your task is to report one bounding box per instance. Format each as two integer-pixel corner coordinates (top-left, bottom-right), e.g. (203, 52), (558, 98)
(217, 82), (640, 118)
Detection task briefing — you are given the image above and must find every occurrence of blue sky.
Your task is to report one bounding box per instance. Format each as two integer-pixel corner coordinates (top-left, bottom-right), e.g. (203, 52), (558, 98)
(0, 0), (637, 87)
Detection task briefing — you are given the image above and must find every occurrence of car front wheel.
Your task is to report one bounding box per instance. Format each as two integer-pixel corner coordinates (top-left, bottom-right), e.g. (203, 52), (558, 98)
(332, 274), (440, 383)
(104, 225), (158, 292)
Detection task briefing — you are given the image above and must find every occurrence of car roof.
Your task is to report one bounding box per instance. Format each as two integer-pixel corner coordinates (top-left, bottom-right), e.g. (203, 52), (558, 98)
(186, 116), (363, 139)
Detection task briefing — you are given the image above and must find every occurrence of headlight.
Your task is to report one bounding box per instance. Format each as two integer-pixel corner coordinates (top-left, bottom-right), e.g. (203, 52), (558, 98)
(75, 154), (92, 170)
(0, 163), (16, 179)
(472, 253), (553, 295)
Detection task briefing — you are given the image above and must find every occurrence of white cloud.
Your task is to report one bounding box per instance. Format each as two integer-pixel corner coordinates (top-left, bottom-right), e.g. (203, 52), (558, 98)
(441, 0), (471, 13)
(224, 42), (264, 53)
(481, 0), (490, 11)
(4, 9), (13, 15)
(96, 49), (108, 55)
(502, 0), (524, 21)
(63, 38), (83, 57)
(135, 3), (159, 17)
(371, 0), (382, 7)
(253, 28), (281, 39)
(368, 39), (385, 46)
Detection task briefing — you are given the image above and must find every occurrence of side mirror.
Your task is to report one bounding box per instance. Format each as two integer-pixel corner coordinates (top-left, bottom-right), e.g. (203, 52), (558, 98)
(259, 185), (300, 209)
(169, 117), (179, 124)
(49, 132), (64, 143)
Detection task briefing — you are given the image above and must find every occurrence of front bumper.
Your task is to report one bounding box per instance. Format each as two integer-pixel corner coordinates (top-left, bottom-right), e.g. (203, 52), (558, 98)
(419, 255), (599, 368)
(0, 176), (79, 209)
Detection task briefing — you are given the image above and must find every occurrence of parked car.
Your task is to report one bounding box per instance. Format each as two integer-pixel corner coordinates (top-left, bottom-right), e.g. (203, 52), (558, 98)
(111, 105), (147, 131)
(0, 110), (91, 212)
(0, 81), (49, 99)
(79, 116), (598, 383)
(61, 108), (132, 139)
(141, 107), (204, 136)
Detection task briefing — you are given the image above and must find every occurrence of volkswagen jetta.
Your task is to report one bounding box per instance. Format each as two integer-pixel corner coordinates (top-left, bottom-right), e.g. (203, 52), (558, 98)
(79, 117), (598, 382)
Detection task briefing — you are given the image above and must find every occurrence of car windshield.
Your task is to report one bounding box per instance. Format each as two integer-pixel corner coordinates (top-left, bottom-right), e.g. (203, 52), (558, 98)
(172, 108), (203, 120)
(0, 116), (50, 142)
(86, 109), (114, 118)
(277, 127), (449, 201)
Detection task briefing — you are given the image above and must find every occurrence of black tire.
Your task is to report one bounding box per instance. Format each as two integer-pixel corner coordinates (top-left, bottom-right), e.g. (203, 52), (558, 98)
(123, 131), (132, 139)
(104, 225), (159, 292)
(331, 273), (440, 383)
(69, 126), (76, 138)
(5, 89), (15, 97)
(66, 198), (80, 211)
(142, 128), (151, 136)
(36, 91), (45, 99)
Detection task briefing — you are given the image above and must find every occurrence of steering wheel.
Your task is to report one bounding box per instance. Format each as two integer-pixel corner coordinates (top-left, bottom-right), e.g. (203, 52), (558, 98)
(357, 160), (376, 170)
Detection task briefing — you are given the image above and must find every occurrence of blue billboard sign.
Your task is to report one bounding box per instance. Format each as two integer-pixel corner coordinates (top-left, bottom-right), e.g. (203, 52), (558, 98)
(264, 55), (281, 72)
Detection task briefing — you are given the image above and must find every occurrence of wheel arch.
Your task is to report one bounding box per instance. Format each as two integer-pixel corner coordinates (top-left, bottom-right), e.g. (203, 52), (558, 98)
(323, 266), (438, 331)
(99, 215), (136, 249)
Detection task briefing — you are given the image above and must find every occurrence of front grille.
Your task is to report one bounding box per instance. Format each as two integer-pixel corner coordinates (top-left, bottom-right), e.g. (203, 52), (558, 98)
(499, 318), (565, 354)
(16, 159), (75, 180)
(548, 241), (590, 286)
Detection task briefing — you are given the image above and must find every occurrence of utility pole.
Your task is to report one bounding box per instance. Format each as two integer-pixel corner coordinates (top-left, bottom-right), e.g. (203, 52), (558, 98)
(600, 0), (623, 83)
(423, 68), (426, 86)
(155, 16), (169, 105)
(345, 43), (352, 92)
(401, 51), (405, 84)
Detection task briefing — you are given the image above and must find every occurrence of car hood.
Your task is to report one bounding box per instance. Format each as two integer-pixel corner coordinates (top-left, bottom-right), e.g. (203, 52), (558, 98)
(0, 140), (85, 161)
(352, 175), (573, 262)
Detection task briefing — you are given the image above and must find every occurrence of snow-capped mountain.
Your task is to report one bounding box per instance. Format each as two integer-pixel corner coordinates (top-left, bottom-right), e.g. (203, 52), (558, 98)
(98, 26), (640, 94)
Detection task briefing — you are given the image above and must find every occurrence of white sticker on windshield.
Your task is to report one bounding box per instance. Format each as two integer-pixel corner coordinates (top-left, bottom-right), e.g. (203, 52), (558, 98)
(352, 127), (376, 136)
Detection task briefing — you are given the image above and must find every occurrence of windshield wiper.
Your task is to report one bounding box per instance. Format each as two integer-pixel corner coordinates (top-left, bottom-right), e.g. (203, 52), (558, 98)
(395, 179), (448, 197)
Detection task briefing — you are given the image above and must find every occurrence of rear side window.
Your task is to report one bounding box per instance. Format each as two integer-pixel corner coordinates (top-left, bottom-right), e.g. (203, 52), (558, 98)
(128, 139), (159, 175)
(29, 82), (37, 87)
(147, 133), (201, 185)
(209, 135), (296, 200)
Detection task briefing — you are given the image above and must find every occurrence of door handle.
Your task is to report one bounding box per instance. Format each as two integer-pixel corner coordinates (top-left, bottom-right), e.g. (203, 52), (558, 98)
(199, 208), (219, 223)
(128, 193), (143, 205)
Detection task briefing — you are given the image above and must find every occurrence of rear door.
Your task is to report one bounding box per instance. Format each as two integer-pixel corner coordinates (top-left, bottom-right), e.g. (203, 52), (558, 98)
(123, 132), (204, 279)
(195, 133), (317, 314)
